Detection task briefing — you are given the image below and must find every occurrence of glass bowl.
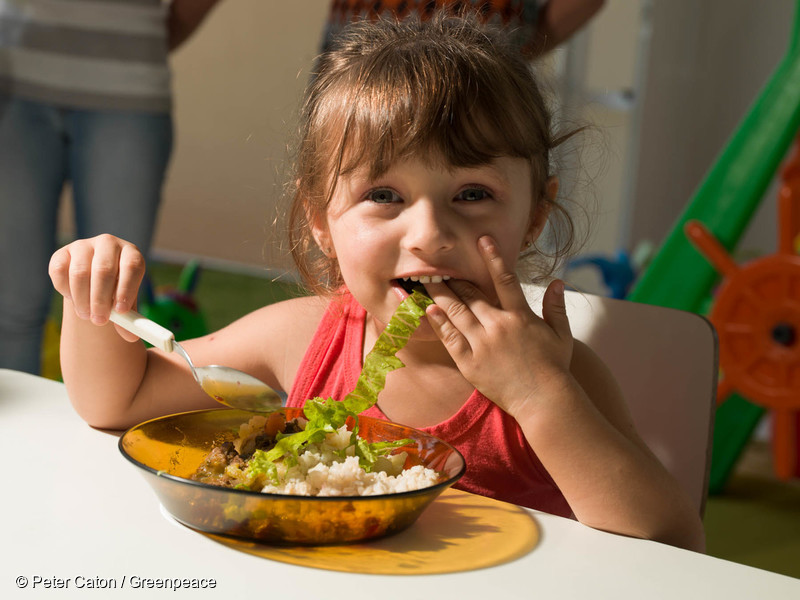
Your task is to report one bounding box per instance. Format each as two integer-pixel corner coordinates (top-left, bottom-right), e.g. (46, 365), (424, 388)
(118, 408), (466, 545)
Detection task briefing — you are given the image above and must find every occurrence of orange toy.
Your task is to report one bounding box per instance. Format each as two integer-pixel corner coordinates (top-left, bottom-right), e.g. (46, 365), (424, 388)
(685, 142), (800, 480)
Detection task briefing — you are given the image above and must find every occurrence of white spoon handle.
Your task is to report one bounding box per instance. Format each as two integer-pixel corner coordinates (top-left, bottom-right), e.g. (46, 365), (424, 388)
(109, 309), (175, 353)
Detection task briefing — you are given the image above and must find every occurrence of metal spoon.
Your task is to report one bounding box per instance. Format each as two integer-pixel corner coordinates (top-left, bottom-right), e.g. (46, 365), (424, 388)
(109, 309), (283, 412)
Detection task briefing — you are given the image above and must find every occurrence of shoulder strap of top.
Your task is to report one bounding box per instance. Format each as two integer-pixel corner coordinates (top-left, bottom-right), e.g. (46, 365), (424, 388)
(286, 291), (365, 407)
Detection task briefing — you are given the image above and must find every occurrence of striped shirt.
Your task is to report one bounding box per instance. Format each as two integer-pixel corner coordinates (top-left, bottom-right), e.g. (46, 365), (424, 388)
(0, 0), (171, 113)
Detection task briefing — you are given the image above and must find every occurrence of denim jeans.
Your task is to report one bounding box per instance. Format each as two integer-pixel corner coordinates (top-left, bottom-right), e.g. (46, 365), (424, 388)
(0, 96), (173, 374)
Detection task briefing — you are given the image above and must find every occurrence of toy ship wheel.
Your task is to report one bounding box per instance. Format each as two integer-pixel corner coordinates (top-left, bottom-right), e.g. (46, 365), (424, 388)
(686, 218), (800, 480)
(706, 253), (800, 408)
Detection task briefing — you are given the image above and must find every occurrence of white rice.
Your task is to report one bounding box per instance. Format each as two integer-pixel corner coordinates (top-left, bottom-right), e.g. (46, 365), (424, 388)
(259, 426), (441, 496)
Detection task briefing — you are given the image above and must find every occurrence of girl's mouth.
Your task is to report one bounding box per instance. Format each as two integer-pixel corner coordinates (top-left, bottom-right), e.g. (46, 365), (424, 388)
(393, 275), (451, 295)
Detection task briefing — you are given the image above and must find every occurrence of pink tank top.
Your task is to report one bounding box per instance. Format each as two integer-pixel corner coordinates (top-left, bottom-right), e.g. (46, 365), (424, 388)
(286, 292), (571, 517)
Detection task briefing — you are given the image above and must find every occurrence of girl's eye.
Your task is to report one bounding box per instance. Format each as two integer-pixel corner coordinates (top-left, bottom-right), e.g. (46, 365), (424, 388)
(366, 188), (402, 204)
(456, 188), (490, 202)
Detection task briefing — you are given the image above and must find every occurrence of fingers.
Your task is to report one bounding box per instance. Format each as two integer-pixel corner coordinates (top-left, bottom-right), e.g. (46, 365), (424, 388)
(425, 302), (473, 360)
(423, 234), (531, 337)
(115, 244), (146, 312)
(424, 234), (525, 323)
(67, 241), (95, 320)
(48, 246), (74, 302)
(89, 240), (124, 323)
(48, 234), (145, 325)
(424, 278), (486, 335)
(478, 236), (529, 312)
(541, 279), (572, 342)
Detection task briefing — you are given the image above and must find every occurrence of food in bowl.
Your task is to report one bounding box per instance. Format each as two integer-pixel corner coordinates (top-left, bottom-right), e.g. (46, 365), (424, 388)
(191, 411), (442, 496)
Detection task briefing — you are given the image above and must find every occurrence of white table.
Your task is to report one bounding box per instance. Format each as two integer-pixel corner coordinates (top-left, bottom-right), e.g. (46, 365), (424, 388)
(1, 369), (798, 599)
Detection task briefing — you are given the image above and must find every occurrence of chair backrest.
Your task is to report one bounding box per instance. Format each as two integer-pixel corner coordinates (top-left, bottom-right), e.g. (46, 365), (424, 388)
(522, 284), (718, 516)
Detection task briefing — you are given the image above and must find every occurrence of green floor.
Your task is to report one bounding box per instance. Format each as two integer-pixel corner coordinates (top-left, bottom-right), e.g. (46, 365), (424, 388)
(48, 260), (800, 580)
(704, 442), (800, 579)
(146, 261), (305, 333)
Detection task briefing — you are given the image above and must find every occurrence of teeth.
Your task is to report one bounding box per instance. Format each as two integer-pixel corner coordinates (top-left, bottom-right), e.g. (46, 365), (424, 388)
(401, 275), (450, 284)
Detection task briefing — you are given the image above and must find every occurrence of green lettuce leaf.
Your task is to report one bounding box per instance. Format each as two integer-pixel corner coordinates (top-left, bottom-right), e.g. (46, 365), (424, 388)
(343, 288), (433, 414)
(246, 289), (434, 480)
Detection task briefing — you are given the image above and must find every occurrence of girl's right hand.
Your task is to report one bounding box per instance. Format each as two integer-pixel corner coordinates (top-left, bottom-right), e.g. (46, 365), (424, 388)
(48, 234), (146, 341)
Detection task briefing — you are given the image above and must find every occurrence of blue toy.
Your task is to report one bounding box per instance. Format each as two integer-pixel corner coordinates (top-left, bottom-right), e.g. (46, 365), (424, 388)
(565, 242), (654, 299)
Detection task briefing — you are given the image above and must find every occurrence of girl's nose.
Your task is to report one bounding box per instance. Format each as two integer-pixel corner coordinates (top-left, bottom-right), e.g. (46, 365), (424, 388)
(401, 201), (456, 255)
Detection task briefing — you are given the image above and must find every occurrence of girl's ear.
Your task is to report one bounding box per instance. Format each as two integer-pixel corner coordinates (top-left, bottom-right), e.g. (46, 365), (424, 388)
(300, 174), (337, 259)
(523, 176), (558, 249)
(308, 207), (336, 259)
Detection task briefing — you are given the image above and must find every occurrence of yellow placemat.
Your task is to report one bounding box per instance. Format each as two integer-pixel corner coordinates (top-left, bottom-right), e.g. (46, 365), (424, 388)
(202, 489), (540, 575)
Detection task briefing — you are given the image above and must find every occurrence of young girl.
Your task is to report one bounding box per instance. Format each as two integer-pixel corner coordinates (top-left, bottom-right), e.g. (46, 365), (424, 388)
(49, 14), (705, 551)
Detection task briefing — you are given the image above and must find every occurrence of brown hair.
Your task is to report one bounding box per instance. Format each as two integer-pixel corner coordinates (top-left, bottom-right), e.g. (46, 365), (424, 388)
(288, 12), (578, 294)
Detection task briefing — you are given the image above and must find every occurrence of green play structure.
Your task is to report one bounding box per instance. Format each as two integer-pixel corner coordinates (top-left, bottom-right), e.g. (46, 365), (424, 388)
(627, 3), (800, 492)
(140, 260), (208, 343)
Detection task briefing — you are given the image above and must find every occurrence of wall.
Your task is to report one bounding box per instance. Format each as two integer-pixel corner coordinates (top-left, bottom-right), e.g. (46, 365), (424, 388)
(153, 0), (329, 275)
(628, 0), (794, 257)
(557, 0), (795, 294)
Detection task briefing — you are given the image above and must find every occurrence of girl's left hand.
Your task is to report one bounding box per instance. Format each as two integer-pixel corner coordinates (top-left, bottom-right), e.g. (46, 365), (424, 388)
(424, 235), (574, 418)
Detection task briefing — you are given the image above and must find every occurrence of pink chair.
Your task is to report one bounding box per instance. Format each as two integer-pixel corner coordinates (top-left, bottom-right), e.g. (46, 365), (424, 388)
(523, 285), (718, 516)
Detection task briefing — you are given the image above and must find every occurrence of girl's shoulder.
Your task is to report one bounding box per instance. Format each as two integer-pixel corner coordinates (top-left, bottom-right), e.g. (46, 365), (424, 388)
(256, 295), (335, 391)
(244, 294), (330, 345)
(187, 294), (332, 393)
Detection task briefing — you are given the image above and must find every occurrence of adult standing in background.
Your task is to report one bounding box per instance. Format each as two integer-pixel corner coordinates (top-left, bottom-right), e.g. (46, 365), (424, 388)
(0, 0), (220, 375)
(320, 0), (605, 56)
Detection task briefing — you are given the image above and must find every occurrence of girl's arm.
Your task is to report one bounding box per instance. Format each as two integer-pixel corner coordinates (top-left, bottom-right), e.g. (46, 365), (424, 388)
(50, 235), (322, 430)
(516, 341), (706, 552)
(50, 235), (218, 428)
(424, 236), (705, 552)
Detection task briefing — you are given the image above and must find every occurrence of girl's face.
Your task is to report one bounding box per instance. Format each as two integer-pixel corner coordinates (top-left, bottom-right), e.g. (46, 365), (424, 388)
(314, 155), (547, 337)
